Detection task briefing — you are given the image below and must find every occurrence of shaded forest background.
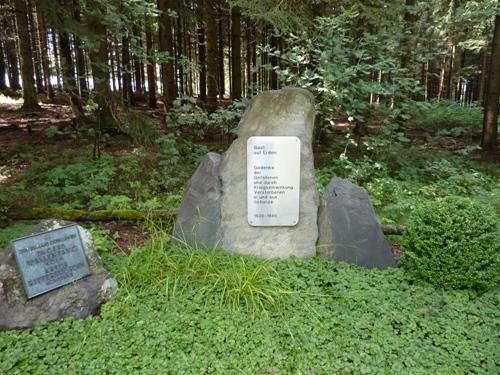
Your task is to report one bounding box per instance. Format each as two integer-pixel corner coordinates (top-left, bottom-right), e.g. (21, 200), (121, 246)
(0, 0), (498, 153)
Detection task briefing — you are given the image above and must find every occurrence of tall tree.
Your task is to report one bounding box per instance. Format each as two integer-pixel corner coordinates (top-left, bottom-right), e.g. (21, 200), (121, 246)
(73, 0), (88, 98)
(230, 5), (241, 99)
(0, 41), (7, 91)
(58, 0), (84, 115)
(158, 0), (177, 110)
(13, 0), (40, 110)
(4, 33), (21, 90)
(122, 33), (133, 105)
(175, 0), (184, 96)
(270, 30), (278, 90)
(481, 7), (500, 153)
(145, 25), (157, 108)
(27, 0), (44, 94)
(197, 12), (207, 102)
(217, 6), (225, 99)
(51, 30), (63, 91)
(132, 25), (143, 95)
(205, 0), (217, 111)
(35, 3), (54, 98)
(86, 0), (115, 130)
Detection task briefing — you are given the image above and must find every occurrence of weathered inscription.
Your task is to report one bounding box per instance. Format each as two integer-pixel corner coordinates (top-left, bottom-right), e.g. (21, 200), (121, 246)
(11, 225), (91, 299)
(247, 136), (301, 226)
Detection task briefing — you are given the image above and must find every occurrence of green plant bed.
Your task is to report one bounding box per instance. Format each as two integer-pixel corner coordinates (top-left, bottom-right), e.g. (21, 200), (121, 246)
(1, 231), (499, 374)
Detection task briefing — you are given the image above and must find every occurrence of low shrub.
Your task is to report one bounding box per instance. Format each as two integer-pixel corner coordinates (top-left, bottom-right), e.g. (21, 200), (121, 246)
(401, 196), (499, 291)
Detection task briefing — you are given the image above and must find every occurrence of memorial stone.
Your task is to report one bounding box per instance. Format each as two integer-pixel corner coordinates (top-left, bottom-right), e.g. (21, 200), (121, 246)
(0, 219), (118, 331)
(174, 87), (319, 258)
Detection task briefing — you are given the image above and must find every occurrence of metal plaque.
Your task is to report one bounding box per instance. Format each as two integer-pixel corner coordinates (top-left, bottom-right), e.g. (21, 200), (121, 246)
(247, 136), (301, 226)
(11, 224), (91, 299)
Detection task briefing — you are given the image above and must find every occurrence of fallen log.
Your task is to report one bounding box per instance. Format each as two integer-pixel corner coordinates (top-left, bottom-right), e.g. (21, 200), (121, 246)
(7, 208), (177, 222)
(7, 207), (406, 235)
(380, 224), (406, 235)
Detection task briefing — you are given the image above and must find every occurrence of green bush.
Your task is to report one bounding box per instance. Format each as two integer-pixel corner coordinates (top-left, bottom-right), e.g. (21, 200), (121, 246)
(401, 197), (499, 291)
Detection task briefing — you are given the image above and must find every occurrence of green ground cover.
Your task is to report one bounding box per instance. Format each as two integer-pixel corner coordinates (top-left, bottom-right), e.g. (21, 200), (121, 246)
(0, 225), (498, 374)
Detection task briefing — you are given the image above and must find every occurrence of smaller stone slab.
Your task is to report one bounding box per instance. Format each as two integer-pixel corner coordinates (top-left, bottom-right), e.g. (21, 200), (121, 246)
(0, 220), (118, 331)
(173, 152), (223, 249)
(11, 224), (90, 299)
(317, 177), (395, 269)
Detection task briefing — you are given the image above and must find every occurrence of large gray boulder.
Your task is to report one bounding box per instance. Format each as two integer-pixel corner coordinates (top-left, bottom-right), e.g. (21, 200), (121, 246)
(317, 178), (396, 269)
(0, 219), (118, 331)
(173, 88), (319, 259)
(173, 152), (222, 249)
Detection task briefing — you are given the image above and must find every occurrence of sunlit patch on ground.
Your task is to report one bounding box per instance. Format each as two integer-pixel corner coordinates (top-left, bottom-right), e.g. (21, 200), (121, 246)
(0, 94), (23, 105)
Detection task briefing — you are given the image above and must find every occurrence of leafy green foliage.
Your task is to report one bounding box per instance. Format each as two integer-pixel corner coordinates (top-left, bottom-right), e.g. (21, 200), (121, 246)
(166, 97), (247, 141)
(409, 100), (485, 130)
(3, 135), (201, 212)
(315, 117), (499, 225)
(401, 197), (499, 291)
(88, 226), (116, 253)
(1, 238), (499, 373)
(277, 14), (418, 132)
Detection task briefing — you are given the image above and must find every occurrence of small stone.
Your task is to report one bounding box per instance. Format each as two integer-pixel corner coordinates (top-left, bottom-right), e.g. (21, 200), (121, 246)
(317, 177), (396, 269)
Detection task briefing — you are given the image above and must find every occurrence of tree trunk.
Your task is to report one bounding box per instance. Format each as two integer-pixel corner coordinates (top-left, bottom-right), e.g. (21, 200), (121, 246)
(251, 24), (257, 93)
(158, 0), (177, 111)
(51, 30), (63, 91)
(146, 27), (157, 108)
(197, 21), (206, 101)
(230, 6), (241, 100)
(58, 0), (84, 116)
(59, 28), (84, 115)
(245, 20), (251, 96)
(481, 12), (500, 153)
(27, 0), (44, 94)
(35, 4), (54, 98)
(478, 46), (489, 106)
(86, 1), (115, 130)
(270, 31), (279, 90)
(186, 27), (193, 97)
(133, 25), (142, 95)
(110, 43), (116, 92)
(217, 9), (224, 99)
(401, 0), (416, 74)
(175, 0), (184, 96)
(73, 0), (88, 98)
(13, 0), (40, 111)
(205, 0), (217, 111)
(0, 41), (7, 91)
(114, 40), (122, 92)
(121, 34), (133, 105)
(4, 35), (21, 90)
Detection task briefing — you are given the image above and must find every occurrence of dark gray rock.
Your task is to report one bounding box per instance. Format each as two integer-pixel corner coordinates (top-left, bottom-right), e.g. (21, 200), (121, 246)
(0, 219), (118, 331)
(317, 177), (396, 269)
(172, 152), (223, 249)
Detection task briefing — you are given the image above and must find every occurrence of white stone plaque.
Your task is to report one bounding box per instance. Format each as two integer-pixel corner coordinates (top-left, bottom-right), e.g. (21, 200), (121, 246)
(247, 136), (301, 226)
